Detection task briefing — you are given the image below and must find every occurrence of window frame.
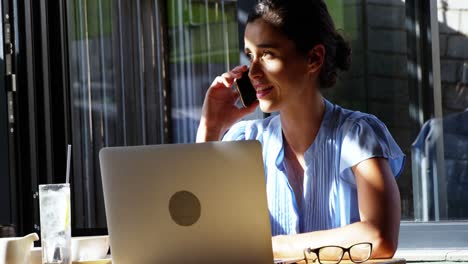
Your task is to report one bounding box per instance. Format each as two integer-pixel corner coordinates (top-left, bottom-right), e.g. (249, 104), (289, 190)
(399, 221), (468, 249)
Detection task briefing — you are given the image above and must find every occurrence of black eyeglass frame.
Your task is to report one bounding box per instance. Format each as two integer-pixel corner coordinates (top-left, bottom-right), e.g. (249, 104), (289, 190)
(303, 242), (373, 264)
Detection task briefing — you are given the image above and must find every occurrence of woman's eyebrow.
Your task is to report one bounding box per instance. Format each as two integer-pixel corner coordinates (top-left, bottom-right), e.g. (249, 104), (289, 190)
(256, 43), (280, 49)
(245, 43), (281, 51)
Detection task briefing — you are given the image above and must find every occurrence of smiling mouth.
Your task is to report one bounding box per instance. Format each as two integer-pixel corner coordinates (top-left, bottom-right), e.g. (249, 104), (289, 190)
(256, 86), (273, 98)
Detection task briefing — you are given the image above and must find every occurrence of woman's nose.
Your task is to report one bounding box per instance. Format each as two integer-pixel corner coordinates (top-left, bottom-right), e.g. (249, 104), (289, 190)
(249, 60), (263, 80)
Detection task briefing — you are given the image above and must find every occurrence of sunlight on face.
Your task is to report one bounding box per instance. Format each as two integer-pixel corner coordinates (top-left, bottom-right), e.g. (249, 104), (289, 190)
(244, 18), (314, 113)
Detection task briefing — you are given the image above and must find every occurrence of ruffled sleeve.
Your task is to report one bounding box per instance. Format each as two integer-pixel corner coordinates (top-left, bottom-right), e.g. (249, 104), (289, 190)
(339, 115), (405, 185)
(222, 121), (248, 141)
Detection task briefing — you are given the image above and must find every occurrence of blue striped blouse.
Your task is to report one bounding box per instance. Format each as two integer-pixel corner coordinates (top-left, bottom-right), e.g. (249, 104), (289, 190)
(222, 99), (405, 236)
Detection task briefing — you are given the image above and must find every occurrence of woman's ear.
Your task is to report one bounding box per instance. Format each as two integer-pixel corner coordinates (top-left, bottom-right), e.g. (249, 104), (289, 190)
(307, 44), (325, 74)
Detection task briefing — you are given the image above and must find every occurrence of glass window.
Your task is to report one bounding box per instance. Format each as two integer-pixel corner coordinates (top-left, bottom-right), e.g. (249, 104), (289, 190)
(65, 0), (468, 234)
(324, 0), (414, 219)
(67, 0), (170, 229)
(325, 0), (468, 223)
(167, 0), (240, 143)
(66, 0), (244, 230)
(417, 0), (468, 220)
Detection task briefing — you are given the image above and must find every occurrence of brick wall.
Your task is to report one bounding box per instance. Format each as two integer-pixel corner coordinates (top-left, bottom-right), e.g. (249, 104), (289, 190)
(366, 0), (414, 218)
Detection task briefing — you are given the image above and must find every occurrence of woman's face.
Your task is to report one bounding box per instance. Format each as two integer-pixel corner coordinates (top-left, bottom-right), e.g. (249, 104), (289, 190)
(244, 18), (316, 113)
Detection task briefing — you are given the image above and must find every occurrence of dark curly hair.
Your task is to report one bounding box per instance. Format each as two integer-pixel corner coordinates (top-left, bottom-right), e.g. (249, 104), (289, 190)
(247, 0), (351, 88)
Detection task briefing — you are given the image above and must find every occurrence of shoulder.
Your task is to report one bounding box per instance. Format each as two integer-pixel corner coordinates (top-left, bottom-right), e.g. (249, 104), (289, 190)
(331, 102), (396, 152)
(329, 102), (405, 179)
(222, 114), (280, 141)
(326, 102), (389, 137)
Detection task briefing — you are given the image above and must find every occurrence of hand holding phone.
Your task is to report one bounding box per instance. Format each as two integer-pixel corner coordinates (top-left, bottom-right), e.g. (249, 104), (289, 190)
(235, 70), (257, 108)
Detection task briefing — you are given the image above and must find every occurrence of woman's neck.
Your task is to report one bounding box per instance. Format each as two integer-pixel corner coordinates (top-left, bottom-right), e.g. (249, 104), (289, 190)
(280, 93), (325, 158)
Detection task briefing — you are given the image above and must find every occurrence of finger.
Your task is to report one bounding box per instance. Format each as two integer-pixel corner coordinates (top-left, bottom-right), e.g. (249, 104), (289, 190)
(220, 76), (233, 88)
(209, 77), (223, 88)
(211, 76), (232, 89)
(229, 90), (240, 103)
(226, 90), (240, 104)
(221, 70), (243, 81)
(217, 74), (236, 88)
(231, 65), (248, 74)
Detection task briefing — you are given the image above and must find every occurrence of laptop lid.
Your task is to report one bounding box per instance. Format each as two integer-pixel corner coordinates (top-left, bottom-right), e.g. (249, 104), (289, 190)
(99, 141), (274, 264)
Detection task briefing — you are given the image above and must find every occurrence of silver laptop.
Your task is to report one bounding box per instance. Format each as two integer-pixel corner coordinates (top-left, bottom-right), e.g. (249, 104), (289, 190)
(99, 140), (282, 264)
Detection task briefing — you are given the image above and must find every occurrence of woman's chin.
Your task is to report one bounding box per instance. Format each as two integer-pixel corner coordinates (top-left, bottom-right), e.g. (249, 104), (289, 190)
(259, 100), (278, 113)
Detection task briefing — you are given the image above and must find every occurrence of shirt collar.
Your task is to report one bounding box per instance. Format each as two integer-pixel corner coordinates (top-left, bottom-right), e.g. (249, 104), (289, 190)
(273, 98), (334, 168)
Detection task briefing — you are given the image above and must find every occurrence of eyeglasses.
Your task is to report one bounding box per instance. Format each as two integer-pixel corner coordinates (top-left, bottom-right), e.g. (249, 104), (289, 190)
(303, 242), (373, 264)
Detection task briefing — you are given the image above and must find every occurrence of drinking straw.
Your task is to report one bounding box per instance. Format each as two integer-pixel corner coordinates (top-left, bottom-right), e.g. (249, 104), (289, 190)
(65, 144), (72, 231)
(66, 144), (71, 184)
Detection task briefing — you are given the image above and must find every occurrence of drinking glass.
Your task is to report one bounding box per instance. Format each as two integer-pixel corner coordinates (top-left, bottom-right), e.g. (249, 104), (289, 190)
(39, 184), (71, 264)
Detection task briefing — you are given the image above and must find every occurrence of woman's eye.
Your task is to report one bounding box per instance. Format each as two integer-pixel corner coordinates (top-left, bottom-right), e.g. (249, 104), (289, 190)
(245, 53), (254, 61)
(262, 51), (274, 59)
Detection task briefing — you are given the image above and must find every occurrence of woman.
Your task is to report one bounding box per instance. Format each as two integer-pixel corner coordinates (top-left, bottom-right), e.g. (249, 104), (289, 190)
(197, 0), (405, 260)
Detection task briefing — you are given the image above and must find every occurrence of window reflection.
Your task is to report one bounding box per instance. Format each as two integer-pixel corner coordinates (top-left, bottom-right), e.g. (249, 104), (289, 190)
(67, 0), (243, 229)
(168, 0), (240, 143)
(67, 0), (170, 229)
(410, 1), (468, 221)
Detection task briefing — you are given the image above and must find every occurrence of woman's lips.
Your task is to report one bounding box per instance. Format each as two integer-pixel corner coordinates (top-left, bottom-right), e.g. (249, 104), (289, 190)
(255, 86), (273, 99)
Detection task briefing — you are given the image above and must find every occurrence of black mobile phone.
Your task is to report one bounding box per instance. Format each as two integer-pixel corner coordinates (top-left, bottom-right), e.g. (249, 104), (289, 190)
(235, 70), (257, 108)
